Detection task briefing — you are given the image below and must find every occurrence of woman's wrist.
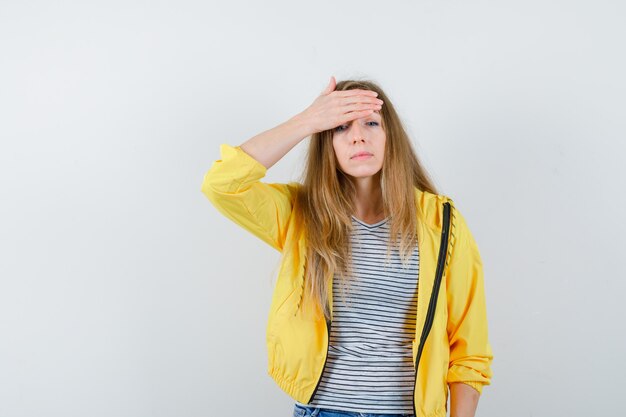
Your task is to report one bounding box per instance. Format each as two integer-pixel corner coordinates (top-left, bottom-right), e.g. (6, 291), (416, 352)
(288, 112), (318, 138)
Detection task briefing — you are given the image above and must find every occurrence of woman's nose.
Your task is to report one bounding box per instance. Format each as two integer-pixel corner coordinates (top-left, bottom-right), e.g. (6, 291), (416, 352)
(350, 124), (365, 142)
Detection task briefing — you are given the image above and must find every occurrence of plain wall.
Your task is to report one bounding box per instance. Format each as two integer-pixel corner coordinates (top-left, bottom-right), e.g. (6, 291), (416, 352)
(1, 1), (624, 416)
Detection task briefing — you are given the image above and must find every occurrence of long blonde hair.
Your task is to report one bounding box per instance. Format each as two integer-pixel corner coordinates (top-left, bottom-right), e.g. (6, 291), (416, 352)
(291, 78), (438, 322)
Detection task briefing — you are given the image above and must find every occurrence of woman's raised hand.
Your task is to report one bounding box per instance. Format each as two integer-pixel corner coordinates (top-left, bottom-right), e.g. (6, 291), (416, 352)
(237, 76), (383, 170)
(295, 76), (384, 135)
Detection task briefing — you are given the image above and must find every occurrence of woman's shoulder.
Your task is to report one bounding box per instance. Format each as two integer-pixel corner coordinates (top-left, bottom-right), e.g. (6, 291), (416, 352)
(415, 187), (453, 203)
(414, 187), (456, 231)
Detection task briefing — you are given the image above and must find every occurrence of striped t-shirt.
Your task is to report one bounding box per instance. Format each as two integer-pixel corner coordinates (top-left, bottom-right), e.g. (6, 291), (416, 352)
(296, 214), (419, 414)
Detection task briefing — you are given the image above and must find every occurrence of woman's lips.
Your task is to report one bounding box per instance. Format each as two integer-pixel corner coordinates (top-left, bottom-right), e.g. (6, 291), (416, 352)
(351, 154), (373, 160)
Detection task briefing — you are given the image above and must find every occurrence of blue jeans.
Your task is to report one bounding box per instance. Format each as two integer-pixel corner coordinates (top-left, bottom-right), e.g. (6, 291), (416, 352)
(292, 403), (415, 417)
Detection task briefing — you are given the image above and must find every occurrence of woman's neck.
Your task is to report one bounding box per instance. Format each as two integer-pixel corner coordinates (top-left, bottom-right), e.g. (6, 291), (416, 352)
(352, 178), (384, 223)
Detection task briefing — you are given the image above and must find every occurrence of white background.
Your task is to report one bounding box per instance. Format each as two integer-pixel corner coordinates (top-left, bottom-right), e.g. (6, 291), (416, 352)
(1, 1), (624, 416)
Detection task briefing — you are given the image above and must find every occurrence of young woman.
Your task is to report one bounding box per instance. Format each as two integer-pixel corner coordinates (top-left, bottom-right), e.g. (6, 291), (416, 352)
(201, 76), (493, 417)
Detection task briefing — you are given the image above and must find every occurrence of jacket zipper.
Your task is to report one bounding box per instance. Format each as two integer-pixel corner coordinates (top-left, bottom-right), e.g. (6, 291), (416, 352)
(412, 201), (451, 417)
(308, 317), (332, 403)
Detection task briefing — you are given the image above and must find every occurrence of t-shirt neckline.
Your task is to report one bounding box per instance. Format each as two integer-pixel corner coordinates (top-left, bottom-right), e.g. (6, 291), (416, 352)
(351, 215), (390, 228)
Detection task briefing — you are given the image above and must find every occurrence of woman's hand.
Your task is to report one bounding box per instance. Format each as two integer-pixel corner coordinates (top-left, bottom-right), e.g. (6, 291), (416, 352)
(293, 76), (384, 135)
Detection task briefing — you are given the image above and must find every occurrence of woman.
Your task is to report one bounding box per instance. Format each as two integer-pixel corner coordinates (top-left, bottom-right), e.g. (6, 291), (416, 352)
(201, 76), (493, 417)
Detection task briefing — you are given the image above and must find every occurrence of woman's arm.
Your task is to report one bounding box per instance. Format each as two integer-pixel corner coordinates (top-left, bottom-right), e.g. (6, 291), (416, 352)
(201, 76), (382, 251)
(239, 116), (313, 170)
(449, 382), (480, 417)
(445, 200), (494, 394)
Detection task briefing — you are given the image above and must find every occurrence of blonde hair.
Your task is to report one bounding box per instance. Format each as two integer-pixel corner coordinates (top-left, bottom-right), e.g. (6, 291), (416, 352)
(290, 78), (438, 321)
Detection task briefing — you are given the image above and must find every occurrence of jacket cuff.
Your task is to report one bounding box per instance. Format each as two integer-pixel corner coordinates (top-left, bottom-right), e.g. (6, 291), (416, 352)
(447, 363), (491, 394)
(203, 144), (268, 193)
(448, 380), (484, 394)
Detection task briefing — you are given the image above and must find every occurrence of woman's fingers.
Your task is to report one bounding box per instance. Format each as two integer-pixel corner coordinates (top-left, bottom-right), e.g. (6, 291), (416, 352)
(334, 89), (378, 98)
(338, 102), (381, 115)
(339, 109), (376, 124)
(339, 95), (383, 107)
(336, 93), (383, 113)
(302, 82), (383, 133)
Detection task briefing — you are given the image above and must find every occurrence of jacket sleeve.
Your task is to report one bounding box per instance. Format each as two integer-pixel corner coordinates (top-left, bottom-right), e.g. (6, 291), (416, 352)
(445, 201), (494, 394)
(200, 143), (295, 252)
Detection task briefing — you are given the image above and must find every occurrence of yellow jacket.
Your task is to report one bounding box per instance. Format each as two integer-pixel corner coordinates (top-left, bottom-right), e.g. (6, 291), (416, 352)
(201, 144), (493, 417)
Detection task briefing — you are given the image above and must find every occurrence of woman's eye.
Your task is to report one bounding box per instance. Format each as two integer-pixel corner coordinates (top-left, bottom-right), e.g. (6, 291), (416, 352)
(335, 122), (378, 132)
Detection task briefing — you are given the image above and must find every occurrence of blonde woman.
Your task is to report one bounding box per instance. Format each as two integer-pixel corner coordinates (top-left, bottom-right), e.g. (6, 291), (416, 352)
(201, 76), (493, 417)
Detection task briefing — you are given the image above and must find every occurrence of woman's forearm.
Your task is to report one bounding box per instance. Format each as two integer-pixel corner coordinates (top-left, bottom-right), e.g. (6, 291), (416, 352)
(449, 382), (480, 417)
(239, 114), (313, 170)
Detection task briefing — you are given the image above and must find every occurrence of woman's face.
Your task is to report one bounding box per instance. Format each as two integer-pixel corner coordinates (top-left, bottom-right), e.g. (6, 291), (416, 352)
(332, 110), (386, 179)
